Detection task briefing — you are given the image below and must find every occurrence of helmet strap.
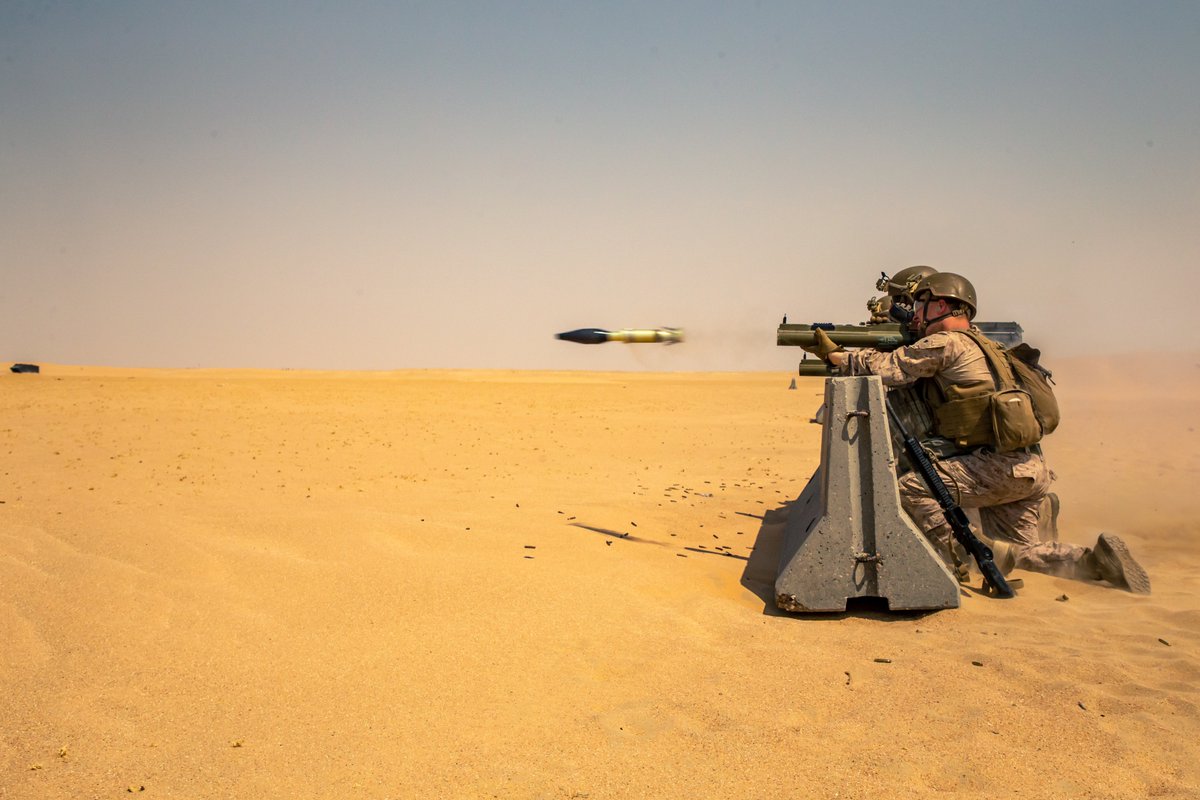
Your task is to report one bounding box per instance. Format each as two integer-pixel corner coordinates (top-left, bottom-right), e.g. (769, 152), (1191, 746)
(916, 299), (968, 335)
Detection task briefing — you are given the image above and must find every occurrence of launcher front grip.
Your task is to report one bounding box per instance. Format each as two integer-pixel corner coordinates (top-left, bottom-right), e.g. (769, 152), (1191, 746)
(776, 323), (915, 351)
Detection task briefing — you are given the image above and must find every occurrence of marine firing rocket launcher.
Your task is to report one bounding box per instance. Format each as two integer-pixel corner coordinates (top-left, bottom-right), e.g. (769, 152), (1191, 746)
(777, 320), (1024, 375)
(772, 315), (1028, 612)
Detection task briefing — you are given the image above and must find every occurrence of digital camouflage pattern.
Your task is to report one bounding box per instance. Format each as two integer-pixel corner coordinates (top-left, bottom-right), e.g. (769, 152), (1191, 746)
(844, 328), (994, 392)
(848, 327), (1095, 580)
(897, 449), (1091, 578)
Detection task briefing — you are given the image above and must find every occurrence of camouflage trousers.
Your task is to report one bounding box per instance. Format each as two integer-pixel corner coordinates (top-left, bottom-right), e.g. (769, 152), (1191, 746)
(898, 449), (1092, 579)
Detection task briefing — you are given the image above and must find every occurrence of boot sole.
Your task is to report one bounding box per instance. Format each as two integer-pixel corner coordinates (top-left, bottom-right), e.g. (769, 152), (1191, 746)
(1095, 533), (1151, 595)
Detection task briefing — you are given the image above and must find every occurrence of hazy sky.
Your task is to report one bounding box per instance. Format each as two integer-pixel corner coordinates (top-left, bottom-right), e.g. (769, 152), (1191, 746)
(2, 2), (1197, 371)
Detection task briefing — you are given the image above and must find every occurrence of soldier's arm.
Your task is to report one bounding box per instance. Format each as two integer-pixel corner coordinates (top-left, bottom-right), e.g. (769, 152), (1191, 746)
(841, 334), (952, 387)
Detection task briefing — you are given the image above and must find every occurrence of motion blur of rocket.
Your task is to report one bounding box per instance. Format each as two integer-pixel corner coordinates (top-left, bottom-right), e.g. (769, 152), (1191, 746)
(555, 327), (684, 345)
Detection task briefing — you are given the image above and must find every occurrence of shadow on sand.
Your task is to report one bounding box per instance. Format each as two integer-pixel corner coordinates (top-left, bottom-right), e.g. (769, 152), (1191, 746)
(570, 507), (936, 621)
(568, 522), (666, 546)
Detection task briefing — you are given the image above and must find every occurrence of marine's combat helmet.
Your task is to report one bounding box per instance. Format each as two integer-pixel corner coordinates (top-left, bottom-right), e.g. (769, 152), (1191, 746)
(868, 265), (939, 325)
(876, 265), (938, 299)
(911, 272), (978, 320)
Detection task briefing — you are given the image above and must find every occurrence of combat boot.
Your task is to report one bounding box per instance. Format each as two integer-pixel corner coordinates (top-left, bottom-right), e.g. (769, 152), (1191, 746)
(970, 529), (1017, 576)
(1085, 533), (1151, 594)
(986, 538), (1018, 577)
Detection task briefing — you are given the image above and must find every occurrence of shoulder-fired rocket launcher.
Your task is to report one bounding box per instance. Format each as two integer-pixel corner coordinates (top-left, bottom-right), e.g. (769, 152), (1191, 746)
(556, 327), (683, 345)
(777, 322), (915, 350)
(778, 322), (914, 376)
(778, 321), (1023, 376)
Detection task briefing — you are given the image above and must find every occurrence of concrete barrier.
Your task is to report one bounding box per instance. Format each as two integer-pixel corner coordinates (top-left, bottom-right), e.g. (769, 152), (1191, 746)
(775, 376), (960, 612)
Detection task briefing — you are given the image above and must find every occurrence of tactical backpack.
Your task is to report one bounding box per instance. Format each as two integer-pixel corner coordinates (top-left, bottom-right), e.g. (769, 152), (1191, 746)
(960, 330), (1060, 451)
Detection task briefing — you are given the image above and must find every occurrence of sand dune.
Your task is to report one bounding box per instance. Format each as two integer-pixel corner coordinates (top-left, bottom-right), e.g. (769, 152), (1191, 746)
(2, 357), (1198, 798)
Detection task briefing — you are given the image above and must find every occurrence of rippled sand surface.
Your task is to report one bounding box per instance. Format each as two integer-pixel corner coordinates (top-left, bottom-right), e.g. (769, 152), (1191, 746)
(2, 359), (1198, 798)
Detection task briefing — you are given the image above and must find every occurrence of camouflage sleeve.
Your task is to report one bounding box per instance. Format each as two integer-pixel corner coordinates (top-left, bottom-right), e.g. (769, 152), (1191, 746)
(845, 334), (952, 387)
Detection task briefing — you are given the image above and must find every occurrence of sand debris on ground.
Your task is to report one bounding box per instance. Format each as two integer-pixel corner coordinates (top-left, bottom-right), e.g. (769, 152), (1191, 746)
(1, 358), (1198, 798)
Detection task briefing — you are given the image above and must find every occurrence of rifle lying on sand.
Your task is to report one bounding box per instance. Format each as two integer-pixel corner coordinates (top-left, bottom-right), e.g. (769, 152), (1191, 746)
(883, 395), (1016, 599)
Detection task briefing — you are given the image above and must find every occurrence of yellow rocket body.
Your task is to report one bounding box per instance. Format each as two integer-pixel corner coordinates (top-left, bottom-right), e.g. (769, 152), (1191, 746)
(607, 328), (683, 344)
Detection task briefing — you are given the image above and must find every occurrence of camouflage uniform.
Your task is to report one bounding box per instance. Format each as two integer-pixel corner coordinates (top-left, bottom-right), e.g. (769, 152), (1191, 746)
(844, 329), (1092, 579)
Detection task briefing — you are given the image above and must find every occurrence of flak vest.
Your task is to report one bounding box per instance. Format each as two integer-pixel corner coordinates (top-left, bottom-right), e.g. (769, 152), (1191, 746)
(921, 329), (1059, 453)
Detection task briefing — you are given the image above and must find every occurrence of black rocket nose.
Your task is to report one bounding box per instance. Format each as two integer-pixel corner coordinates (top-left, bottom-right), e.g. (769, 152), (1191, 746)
(555, 328), (611, 345)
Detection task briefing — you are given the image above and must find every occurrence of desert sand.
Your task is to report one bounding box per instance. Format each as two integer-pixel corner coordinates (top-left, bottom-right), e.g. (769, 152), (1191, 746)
(2, 356), (1198, 799)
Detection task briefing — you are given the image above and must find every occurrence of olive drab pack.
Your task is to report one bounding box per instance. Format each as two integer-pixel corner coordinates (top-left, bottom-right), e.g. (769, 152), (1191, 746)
(1005, 341), (1061, 434)
(961, 330), (1060, 451)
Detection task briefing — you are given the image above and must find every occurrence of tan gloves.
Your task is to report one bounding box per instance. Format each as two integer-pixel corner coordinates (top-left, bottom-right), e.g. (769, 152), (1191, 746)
(801, 328), (844, 361)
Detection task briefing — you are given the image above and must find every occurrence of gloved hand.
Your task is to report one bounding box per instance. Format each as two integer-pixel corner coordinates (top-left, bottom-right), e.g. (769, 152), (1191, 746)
(801, 328), (844, 361)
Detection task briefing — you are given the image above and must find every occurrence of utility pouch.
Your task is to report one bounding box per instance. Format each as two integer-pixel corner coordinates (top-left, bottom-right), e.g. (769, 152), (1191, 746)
(990, 388), (1041, 451)
(935, 394), (994, 448)
(959, 330), (1051, 453)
